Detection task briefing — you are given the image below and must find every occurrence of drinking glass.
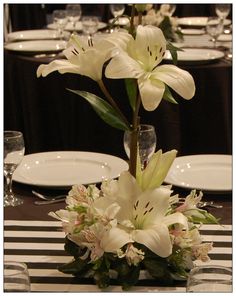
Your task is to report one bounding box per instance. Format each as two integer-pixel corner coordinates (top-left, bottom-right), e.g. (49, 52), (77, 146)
(4, 131), (25, 207)
(166, 4), (176, 16)
(206, 17), (224, 48)
(52, 9), (68, 39)
(4, 261), (31, 292)
(124, 124), (156, 170)
(186, 265), (232, 292)
(81, 16), (99, 36)
(215, 4), (231, 20)
(66, 4), (82, 33)
(110, 4), (125, 18)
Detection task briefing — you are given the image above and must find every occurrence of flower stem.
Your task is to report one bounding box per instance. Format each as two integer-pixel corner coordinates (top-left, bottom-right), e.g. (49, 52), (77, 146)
(97, 80), (130, 128)
(129, 5), (136, 37)
(129, 93), (141, 177)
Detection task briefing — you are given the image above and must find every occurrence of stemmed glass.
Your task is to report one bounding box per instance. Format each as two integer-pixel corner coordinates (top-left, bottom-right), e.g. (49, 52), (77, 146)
(110, 4), (125, 19)
(206, 17), (224, 48)
(166, 4), (176, 16)
(215, 4), (231, 20)
(4, 131), (25, 207)
(81, 16), (99, 37)
(52, 9), (68, 39)
(186, 265), (232, 292)
(66, 4), (82, 33)
(123, 124), (157, 170)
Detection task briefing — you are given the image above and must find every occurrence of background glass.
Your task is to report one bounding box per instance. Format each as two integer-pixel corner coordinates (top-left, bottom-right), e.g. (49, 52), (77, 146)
(206, 17), (224, 48)
(4, 261), (31, 292)
(66, 4), (82, 33)
(81, 16), (99, 36)
(215, 4), (231, 20)
(186, 265), (232, 292)
(52, 9), (68, 39)
(124, 124), (156, 170)
(4, 131), (25, 207)
(110, 4), (125, 18)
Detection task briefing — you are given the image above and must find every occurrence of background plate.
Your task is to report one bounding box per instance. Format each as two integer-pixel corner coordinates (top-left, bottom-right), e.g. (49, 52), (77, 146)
(164, 48), (224, 65)
(4, 40), (67, 53)
(7, 29), (70, 41)
(13, 151), (128, 187)
(164, 154), (232, 192)
(177, 17), (231, 27)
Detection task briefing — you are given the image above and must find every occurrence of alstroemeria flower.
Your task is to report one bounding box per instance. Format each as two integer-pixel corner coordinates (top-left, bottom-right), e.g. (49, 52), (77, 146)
(105, 25), (195, 111)
(98, 171), (188, 257)
(37, 32), (131, 81)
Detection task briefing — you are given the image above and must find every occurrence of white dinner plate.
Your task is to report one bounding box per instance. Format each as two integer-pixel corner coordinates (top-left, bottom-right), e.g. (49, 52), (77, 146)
(181, 28), (205, 35)
(13, 151), (129, 187)
(177, 17), (231, 27)
(218, 34), (232, 42)
(165, 154), (232, 192)
(7, 29), (70, 41)
(47, 21), (107, 32)
(109, 17), (129, 26)
(4, 40), (67, 53)
(164, 48), (224, 64)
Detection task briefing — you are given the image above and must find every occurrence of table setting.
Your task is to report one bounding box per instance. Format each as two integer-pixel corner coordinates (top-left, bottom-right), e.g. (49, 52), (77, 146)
(4, 3), (232, 293)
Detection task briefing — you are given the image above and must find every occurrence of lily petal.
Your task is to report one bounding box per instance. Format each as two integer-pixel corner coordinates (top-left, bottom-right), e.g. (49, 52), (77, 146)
(162, 212), (188, 230)
(100, 227), (133, 253)
(138, 76), (165, 111)
(37, 60), (80, 77)
(141, 149), (177, 190)
(105, 51), (142, 79)
(152, 64), (195, 100)
(133, 225), (172, 257)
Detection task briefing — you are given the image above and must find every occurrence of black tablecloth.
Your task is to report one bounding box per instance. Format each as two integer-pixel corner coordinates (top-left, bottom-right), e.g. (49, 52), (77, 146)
(4, 50), (232, 158)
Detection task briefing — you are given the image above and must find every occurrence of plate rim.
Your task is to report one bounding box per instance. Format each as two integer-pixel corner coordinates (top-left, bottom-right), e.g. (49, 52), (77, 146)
(178, 16), (231, 27)
(4, 40), (67, 53)
(13, 151), (128, 187)
(7, 29), (61, 41)
(164, 154), (232, 192)
(164, 48), (225, 63)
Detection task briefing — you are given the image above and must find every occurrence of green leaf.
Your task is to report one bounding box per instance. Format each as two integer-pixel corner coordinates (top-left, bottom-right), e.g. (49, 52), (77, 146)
(163, 85), (178, 104)
(166, 41), (184, 65)
(125, 78), (137, 111)
(68, 89), (129, 131)
(58, 257), (91, 275)
(114, 259), (140, 290)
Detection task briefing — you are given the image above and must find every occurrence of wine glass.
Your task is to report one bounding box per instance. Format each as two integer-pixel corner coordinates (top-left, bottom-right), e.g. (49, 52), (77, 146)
(81, 16), (99, 36)
(124, 124), (157, 170)
(4, 261), (31, 292)
(66, 4), (82, 33)
(215, 4), (231, 20)
(186, 265), (232, 292)
(110, 4), (125, 19)
(52, 9), (68, 39)
(4, 131), (25, 207)
(166, 4), (176, 16)
(206, 17), (224, 48)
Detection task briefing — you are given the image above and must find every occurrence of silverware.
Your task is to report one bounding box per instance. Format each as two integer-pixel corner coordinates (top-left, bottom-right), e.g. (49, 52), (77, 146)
(34, 198), (66, 205)
(198, 201), (223, 209)
(32, 190), (66, 200)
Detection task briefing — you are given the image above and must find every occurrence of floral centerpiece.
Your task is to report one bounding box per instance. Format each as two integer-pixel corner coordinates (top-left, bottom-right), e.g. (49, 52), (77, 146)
(37, 4), (218, 290)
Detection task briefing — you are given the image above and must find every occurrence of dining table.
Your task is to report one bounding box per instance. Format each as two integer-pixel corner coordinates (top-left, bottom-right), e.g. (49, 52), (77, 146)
(4, 14), (232, 292)
(4, 180), (232, 292)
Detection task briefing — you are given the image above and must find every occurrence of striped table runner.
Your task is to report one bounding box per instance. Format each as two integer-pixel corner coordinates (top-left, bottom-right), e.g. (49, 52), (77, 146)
(4, 220), (232, 293)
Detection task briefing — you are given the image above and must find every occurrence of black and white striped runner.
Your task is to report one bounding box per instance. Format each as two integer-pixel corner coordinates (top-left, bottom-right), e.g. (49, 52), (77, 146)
(4, 221), (232, 292)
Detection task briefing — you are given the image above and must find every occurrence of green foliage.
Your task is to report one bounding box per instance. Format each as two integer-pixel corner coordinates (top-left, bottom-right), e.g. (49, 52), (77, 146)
(125, 78), (138, 111)
(68, 89), (130, 131)
(166, 42), (184, 65)
(163, 85), (178, 104)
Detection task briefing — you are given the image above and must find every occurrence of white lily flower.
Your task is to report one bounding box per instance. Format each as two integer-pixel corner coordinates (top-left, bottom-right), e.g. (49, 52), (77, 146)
(103, 171), (188, 257)
(105, 25), (195, 111)
(137, 149), (177, 190)
(37, 32), (131, 81)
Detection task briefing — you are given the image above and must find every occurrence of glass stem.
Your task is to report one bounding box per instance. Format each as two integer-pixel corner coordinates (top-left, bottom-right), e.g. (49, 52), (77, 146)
(5, 171), (14, 198)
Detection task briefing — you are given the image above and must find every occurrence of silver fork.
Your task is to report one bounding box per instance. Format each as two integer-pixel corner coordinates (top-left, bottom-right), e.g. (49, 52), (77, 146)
(32, 190), (66, 200)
